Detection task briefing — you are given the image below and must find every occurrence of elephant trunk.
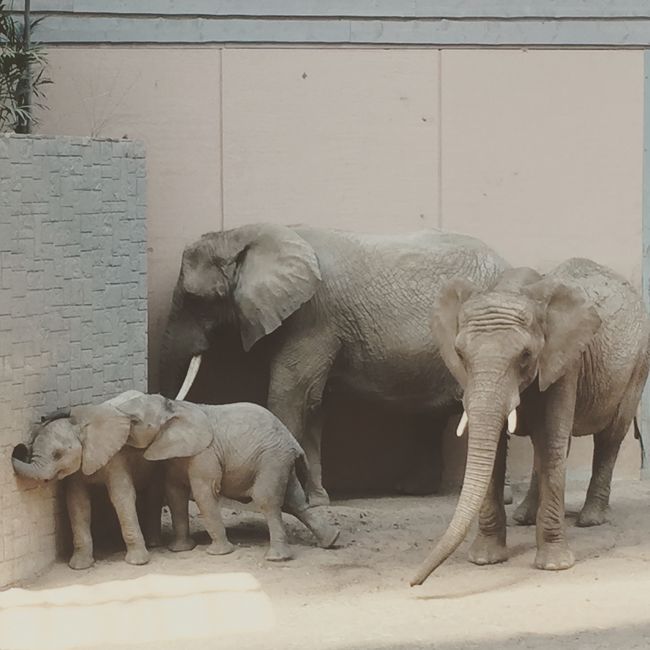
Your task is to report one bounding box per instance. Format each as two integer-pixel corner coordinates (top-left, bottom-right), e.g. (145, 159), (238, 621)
(410, 391), (508, 586)
(12, 454), (55, 482)
(159, 284), (209, 398)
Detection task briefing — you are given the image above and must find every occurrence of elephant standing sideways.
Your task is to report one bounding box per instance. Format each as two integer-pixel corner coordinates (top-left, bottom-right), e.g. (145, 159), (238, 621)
(12, 391), (163, 569)
(112, 392), (340, 561)
(159, 224), (508, 504)
(411, 260), (650, 586)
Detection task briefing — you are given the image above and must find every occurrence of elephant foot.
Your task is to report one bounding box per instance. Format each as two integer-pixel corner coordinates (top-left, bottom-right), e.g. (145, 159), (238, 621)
(206, 540), (235, 556)
(125, 546), (150, 566)
(168, 536), (197, 552)
(316, 526), (340, 549)
(469, 534), (508, 566)
(576, 503), (608, 527)
(308, 488), (330, 507)
(535, 542), (575, 571)
(69, 551), (94, 570)
(265, 544), (293, 562)
(513, 499), (537, 526)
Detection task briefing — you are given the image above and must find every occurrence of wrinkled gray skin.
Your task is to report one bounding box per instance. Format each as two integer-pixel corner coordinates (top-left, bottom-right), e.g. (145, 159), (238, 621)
(411, 260), (650, 586)
(12, 391), (163, 569)
(113, 392), (340, 561)
(160, 224), (509, 504)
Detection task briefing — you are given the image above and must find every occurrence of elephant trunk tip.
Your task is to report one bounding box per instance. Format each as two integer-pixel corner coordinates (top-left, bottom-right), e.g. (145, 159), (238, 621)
(12, 448), (54, 482)
(409, 574), (427, 588)
(12, 443), (30, 463)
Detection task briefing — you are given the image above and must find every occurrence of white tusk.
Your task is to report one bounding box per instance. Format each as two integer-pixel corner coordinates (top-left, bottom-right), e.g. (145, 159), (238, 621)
(507, 409), (517, 434)
(175, 355), (202, 401)
(456, 411), (468, 437)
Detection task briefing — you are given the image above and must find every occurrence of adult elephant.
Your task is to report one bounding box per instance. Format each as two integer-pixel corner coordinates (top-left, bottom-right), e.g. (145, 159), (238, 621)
(411, 261), (650, 586)
(159, 224), (508, 505)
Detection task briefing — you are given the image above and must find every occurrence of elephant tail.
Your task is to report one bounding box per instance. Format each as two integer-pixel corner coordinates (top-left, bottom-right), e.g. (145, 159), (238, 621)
(294, 451), (310, 490)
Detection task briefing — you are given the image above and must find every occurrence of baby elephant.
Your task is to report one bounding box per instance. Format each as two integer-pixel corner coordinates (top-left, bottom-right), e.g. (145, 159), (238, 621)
(114, 393), (340, 561)
(12, 391), (163, 569)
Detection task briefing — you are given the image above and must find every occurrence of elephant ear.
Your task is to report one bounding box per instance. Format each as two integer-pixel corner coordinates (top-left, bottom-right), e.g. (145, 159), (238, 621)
(233, 227), (322, 351)
(524, 279), (601, 391)
(112, 392), (162, 449)
(431, 278), (477, 387)
(71, 405), (132, 476)
(144, 406), (212, 461)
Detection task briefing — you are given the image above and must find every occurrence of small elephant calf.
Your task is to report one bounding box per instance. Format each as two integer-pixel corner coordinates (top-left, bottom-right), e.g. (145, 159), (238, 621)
(12, 391), (163, 569)
(114, 393), (340, 561)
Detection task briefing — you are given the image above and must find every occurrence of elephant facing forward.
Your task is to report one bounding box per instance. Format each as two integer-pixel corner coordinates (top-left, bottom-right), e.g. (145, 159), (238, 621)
(160, 224), (508, 504)
(412, 260), (650, 586)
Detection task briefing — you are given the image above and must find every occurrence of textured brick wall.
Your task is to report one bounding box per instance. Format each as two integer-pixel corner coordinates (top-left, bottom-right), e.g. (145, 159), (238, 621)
(0, 134), (147, 588)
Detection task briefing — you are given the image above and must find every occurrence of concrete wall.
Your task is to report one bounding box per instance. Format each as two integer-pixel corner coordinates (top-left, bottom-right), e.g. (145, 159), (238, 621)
(11, 2), (650, 46)
(35, 46), (645, 486)
(0, 135), (147, 588)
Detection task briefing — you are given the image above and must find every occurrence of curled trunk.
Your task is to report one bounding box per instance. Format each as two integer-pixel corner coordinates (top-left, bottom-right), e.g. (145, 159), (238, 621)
(12, 456), (55, 482)
(410, 402), (505, 586)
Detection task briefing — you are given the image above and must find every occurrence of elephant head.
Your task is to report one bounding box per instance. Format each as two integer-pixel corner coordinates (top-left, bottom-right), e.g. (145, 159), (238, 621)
(12, 403), (133, 481)
(112, 393), (213, 460)
(410, 268), (601, 585)
(159, 223), (321, 400)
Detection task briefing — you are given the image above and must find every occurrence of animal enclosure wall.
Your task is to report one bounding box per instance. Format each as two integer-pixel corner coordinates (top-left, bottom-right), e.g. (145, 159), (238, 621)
(34, 46), (645, 486)
(0, 135), (147, 588)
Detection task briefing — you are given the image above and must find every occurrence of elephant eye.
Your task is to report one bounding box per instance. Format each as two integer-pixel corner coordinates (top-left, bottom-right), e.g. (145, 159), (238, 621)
(52, 450), (63, 460)
(520, 348), (532, 364)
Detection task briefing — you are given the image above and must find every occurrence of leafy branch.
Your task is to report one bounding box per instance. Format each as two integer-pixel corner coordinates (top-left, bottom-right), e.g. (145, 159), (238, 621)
(0, 1), (50, 133)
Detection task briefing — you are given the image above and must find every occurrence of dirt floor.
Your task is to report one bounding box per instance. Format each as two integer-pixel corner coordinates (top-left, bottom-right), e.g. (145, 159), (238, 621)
(10, 479), (650, 650)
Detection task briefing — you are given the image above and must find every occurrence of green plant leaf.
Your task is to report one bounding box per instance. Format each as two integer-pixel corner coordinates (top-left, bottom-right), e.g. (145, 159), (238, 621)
(0, 2), (50, 132)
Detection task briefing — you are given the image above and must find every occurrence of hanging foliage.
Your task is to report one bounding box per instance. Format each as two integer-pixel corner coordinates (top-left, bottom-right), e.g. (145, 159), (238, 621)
(0, 1), (50, 133)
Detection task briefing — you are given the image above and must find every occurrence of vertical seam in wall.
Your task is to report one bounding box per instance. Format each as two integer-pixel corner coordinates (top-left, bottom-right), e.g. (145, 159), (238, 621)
(437, 49), (443, 231)
(641, 49), (650, 478)
(219, 47), (225, 231)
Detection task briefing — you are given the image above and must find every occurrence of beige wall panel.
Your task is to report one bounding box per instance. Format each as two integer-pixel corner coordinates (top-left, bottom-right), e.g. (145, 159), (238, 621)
(222, 49), (439, 232)
(36, 48), (222, 390)
(441, 50), (644, 284)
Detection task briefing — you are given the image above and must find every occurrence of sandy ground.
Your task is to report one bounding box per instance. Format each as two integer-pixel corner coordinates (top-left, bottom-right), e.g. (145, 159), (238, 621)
(10, 479), (650, 650)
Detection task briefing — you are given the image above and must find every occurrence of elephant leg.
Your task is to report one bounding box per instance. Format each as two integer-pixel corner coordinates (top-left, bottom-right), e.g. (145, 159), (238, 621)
(531, 374), (577, 571)
(578, 361), (646, 528)
(105, 458), (149, 566)
(252, 463), (294, 561)
(303, 407), (329, 506)
(513, 467), (539, 525)
(268, 336), (338, 507)
(66, 476), (94, 570)
(577, 419), (628, 527)
(166, 470), (196, 552)
(188, 469), (234, 556)
(515, 428), (572, 525)
(283, 469), (339, 549)
(469, 429), (508, 565)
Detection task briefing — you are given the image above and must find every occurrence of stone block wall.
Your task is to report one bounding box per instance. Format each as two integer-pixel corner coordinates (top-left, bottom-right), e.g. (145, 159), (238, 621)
(0, 134), (147, 588)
